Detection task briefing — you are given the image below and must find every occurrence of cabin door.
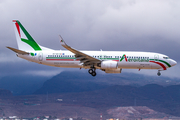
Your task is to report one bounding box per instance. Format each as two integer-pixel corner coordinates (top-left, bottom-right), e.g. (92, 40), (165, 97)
(38, 52), (43, 61)
(154, 54), (159, 61)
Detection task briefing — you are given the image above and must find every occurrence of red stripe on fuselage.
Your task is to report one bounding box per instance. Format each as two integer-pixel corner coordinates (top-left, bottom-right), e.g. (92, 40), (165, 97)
(149, 61), (167, 70)
(46, 59), (79, 61)
(47, 59), (120, 61)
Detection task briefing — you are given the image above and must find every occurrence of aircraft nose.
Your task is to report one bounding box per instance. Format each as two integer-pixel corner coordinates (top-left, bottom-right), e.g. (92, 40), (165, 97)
(170, 59), (177, 67)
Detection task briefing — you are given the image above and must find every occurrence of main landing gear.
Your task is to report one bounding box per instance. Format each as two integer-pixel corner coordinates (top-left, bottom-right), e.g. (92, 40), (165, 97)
(157, 70), (161, 76)
(88, 68), (96, 77)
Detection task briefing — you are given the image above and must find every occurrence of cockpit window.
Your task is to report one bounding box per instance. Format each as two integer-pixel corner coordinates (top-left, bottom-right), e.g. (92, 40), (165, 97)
(163, 56), (169, 59)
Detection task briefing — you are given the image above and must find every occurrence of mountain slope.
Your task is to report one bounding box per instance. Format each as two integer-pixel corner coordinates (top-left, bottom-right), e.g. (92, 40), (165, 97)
(34, 71), (108, 94)
(0, 75), (47, 95)
(34, 71), (180, 94)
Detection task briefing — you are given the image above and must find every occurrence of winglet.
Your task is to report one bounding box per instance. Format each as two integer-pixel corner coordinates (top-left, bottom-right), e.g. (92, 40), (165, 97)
(59, 35), (67, 46)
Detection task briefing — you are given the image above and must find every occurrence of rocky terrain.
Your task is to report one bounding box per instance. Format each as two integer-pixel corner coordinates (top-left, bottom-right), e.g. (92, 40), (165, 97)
(0, 93), (179, 120)
(0, 71), (180, 119)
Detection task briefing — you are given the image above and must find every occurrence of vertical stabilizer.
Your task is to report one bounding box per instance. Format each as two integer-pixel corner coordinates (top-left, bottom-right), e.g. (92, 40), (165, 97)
(13, 20), (42, 51)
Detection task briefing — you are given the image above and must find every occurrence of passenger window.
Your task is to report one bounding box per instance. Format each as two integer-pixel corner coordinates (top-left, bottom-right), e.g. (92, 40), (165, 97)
(163, 56), (169, 59)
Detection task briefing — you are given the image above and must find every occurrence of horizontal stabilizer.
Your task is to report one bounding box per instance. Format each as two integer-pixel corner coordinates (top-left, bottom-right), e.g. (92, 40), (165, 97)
(6, 46), (29, 55)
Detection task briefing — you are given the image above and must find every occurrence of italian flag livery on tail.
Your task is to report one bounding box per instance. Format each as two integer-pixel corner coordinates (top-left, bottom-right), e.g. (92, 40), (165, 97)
(13, 20), (42, 51)
(7, 20), (177, 77)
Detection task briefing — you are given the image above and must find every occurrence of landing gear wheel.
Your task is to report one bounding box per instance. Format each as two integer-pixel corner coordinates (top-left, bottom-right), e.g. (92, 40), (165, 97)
(88, 69), (93, 74)
(91, 71), (96, 77)
(88, 67), (97, 77)
(157, 71), (161, 76)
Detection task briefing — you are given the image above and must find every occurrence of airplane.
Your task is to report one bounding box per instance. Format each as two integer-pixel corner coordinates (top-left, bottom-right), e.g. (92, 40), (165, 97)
(7, 20), (177, 77)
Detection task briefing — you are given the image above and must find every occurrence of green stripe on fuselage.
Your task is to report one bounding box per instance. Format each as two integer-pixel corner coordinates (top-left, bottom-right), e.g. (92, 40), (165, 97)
(150, 59), (171, 67)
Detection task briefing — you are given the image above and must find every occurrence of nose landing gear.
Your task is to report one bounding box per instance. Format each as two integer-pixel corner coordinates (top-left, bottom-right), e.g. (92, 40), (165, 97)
(88, 68), (96, 77)
(157, 70), (161, 76)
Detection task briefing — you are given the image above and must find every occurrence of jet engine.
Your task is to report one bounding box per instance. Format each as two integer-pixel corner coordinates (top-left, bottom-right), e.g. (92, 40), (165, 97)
(101, 60), (118, 69)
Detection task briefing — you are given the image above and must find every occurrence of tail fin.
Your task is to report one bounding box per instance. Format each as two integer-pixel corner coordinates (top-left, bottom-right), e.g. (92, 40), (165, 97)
(13, 20), (42, 51)
(13, 20), (53, 51)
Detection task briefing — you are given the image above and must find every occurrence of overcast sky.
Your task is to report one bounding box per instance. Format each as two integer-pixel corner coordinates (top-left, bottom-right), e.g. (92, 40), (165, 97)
(0, 0), (180, 78)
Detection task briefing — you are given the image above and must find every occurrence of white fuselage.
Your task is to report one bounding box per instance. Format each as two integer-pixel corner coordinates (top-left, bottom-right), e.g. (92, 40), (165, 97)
(10, 20), (177, 76)
(17, 50), (176, 71)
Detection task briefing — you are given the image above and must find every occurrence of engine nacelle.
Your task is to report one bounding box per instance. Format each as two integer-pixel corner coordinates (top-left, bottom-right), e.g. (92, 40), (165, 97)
(105, 68), (122, 73)
(101, 61), (118, 69)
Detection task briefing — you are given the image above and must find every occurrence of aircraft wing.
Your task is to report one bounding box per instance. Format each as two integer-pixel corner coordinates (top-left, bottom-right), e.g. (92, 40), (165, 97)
(60, 36), (101, 66)
(7, 46), (29, 55)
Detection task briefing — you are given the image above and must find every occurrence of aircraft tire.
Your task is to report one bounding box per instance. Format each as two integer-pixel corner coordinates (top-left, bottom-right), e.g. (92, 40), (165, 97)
(88, 69), (93, 74)
(157, 71), (161, 76)
(91, 71), (96, 77)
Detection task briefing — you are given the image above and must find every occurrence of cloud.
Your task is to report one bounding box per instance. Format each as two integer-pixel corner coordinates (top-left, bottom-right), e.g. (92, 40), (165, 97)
(0, 0), (180, 77)
(23, 70), (62, 77)
(0, 60), (61, 77)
